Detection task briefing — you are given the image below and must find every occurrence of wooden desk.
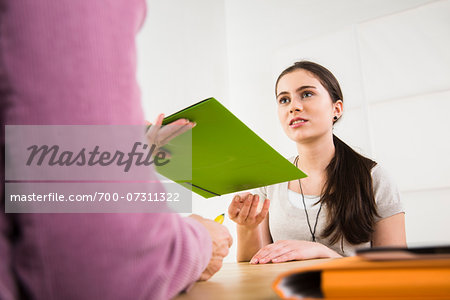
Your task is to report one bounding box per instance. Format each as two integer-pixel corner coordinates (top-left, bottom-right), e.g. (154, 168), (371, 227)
(175, 259), (332, 300)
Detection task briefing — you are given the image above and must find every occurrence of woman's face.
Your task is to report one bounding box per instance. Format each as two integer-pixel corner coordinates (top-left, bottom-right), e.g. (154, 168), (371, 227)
(276, 69), (342, 144)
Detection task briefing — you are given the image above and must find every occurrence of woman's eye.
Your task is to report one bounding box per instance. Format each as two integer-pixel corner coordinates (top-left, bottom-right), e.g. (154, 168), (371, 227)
(278, 97), (290, 104)
(302, 91), (313, 98)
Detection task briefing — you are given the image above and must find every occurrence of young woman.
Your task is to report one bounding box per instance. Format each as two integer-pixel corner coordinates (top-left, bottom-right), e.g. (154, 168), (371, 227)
(228, 61), (406, 263)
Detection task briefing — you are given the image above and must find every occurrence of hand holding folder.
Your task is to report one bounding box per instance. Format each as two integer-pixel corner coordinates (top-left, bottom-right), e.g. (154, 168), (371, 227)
(146, 113), (196, 157)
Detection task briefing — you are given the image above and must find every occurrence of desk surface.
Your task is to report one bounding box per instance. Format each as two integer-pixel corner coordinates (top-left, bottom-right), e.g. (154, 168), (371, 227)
(175, 259), (332, 300)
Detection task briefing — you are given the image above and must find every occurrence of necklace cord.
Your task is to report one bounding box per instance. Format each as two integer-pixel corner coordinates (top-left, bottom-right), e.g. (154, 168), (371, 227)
(294, 155), (322, 242)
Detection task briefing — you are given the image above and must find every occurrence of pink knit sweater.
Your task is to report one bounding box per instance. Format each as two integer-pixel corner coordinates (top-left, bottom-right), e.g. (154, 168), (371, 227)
(0, 0), (211, 299)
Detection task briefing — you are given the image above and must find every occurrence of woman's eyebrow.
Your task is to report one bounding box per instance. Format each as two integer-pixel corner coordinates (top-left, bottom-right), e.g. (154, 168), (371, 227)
(296, 85), (316, 92)
(276, 91), (289, 98)
(276, 85), (317, 98)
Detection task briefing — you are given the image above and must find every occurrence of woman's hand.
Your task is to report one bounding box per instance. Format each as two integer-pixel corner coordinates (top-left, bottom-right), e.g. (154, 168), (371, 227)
(228, 193), (270, 229)
(188, 214), (233, 281)
(250, 240), (341, 264)
(146, 113), (195, 154)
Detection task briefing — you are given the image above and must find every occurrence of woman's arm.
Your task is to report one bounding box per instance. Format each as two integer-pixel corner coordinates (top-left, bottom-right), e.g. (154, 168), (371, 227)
(236, 211), (272, 262)
(371, 165), (406, 247)
(228, 193), (271, 262)
(372, 212), (407, 247)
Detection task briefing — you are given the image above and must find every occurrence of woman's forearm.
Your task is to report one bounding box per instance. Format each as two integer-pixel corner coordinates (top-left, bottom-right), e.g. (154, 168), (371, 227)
(236, 224), (268, 262)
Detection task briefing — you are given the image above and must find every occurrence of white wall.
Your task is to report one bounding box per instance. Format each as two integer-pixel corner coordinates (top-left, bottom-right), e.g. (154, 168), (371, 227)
(137, 0), (229, 116)
(137, 0), (450, 262)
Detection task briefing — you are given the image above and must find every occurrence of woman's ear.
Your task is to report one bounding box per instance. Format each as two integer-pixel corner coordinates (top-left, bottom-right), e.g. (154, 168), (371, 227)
(333, 100), (343, 119)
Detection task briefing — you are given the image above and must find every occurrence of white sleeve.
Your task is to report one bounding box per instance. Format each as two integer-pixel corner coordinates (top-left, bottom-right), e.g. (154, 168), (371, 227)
(371, 164), (404, 221)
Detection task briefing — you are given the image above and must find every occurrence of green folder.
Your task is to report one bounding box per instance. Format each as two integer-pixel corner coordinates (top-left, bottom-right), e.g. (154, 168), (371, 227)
(156, 98), (306, 198)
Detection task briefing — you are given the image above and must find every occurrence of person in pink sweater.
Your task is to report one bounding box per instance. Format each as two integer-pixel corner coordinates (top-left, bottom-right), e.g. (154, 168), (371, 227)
(0, 0), (232, 299)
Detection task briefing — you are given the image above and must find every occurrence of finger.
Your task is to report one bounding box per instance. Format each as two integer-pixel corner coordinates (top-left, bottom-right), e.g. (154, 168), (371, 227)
(251, 242), (287, 264)
(146, 119), (162, 146)
(159, 118), (189, 129)
(251, 247), (274, 264)
(164, 118), (188, 126)
(236, 195), (252, 224)
(228, 195), (242, 220)
(255, 198), (270, 224)
(218, 225), (233, 249)
(155, 118), (190, 142)
(158, 121), (194, 145)
(258, 244), (290, 264)
(228, 234), (233, 248)
(199, 258), (223, 281)
(146, 113), (167, 144)
(251, 244), (276, 264)
(235, 192), (250, 207)
(215, 243), (230, 257)
(155, 113), (165, 125)
(237, 192), (250, 202)
(245, 195), (260, 222)
(154, 119), (187, 140)
(198, 272), (211, 281)
(145, 113), (164, 130)
(228, 192), (250, 221)
(224, 227), (233, 248)
(250, 251), (262, 264)
(271, 249), (296, 263)
(209, 257), (224, 272)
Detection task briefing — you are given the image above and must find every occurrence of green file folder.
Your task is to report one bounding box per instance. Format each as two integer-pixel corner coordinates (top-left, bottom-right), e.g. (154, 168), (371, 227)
(156, 98), (306, 198)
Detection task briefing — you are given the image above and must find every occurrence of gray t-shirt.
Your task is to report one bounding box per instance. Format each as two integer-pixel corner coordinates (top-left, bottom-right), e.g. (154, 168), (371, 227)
(252, 161), (404, 256)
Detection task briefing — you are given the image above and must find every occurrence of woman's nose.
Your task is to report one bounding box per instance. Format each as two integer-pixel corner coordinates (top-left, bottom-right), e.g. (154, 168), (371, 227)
(289, 99), (303, 113)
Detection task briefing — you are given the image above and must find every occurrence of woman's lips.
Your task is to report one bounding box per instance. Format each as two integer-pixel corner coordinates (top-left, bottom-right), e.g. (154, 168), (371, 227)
(289, 118), (308, 128)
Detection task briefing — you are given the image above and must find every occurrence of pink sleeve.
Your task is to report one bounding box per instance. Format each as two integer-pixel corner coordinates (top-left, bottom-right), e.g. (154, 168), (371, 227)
(1, 0), (212, 298)
(0, 202), (18, 300)
(160, 217), (212, 297)
(0, 212), (212, 299)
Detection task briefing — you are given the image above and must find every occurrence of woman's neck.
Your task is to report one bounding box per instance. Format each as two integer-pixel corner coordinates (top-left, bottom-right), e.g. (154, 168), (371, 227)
(296, 133), (335, 174)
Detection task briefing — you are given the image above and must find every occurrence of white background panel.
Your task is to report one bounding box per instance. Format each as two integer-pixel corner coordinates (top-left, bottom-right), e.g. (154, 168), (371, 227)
(370, 90), (450, 192)
(334, 107), (372, 156)
(358, 0), (450, 102)
(272, 27), (365, 110)
(402, 188), (450, 244)
(137, 0), (228, 119)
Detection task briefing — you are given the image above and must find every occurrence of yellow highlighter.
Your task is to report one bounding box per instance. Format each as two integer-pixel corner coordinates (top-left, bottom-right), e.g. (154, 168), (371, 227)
(214, 213), (225, 224)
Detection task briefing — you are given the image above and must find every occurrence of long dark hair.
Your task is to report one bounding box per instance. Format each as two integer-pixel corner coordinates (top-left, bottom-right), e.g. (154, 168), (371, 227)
(276, 61), (379, 245)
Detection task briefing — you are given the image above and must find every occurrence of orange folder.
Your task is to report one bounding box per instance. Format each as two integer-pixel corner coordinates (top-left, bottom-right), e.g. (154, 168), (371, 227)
(272, 256), (450, 299)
